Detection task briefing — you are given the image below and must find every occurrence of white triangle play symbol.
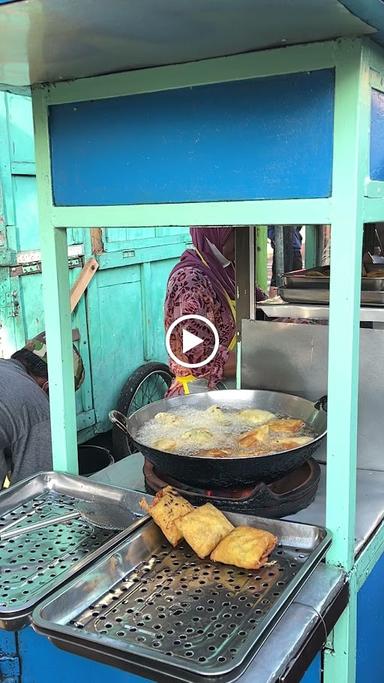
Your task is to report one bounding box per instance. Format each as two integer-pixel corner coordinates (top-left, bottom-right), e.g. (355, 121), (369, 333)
(182, 328), (204, 354)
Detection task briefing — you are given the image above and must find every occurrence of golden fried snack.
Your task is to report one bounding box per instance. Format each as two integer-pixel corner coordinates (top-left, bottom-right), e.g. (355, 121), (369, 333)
(182, 429), (213, 446)
(238, 424), (270, 448)
(139, 486), (194, 547)
(153, 437), (177, 452)
(271, 435), (313, 451)
(175, 503), (234, 558)
(210, 526), (277, 569)
(238, 409), (275, 426)
(154, 412), (183, 426)
(196, 448), (231, 458)
(205, 405), (230, 424)
(268, 418), (305, 434)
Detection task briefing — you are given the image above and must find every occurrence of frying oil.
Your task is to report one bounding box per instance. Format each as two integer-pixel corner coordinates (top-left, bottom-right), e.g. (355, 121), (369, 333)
(136, 407), (315, 457)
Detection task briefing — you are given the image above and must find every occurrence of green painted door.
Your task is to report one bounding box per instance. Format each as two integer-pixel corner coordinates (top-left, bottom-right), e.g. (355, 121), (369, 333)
(86, 250), (189, 432)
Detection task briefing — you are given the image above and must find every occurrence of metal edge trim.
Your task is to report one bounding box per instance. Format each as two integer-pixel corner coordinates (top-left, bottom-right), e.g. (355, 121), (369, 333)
(280, 578), (349, 683)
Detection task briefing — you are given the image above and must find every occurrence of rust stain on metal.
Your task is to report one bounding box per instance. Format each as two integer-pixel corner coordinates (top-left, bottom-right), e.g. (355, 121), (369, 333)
(91, 228), (104, 255)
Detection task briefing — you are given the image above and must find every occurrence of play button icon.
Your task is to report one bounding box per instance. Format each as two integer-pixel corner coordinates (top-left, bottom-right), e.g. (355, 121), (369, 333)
(182, 329), (204, 354)
(165, 314), (220, 369)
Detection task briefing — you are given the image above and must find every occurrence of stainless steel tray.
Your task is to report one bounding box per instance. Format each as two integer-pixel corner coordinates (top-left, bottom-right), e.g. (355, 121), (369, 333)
(0, 472), (151, 630)
(283, 269), (384, 292)
(358, 278), (384, 292)
(279, 288), (384, 306)
(32, 514), (331, 683)
(283, 267), (330, 290)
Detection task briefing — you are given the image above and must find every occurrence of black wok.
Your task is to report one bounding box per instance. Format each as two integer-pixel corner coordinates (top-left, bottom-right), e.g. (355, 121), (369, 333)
(110, 390), (327, 488)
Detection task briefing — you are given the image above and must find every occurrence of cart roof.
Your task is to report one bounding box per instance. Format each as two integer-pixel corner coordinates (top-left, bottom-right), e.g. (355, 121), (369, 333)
(0, 0), (383, 87)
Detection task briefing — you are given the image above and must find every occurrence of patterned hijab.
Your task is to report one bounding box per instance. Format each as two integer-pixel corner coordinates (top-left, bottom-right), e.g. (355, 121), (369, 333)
(171, 227), (235, 311)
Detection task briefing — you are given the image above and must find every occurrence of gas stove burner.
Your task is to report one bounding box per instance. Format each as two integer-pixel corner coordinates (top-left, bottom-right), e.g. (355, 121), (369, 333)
(143, 458), (321, 518)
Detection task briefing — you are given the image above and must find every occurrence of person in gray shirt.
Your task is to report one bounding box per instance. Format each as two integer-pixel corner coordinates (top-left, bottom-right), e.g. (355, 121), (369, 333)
(0, 332), (84, 486)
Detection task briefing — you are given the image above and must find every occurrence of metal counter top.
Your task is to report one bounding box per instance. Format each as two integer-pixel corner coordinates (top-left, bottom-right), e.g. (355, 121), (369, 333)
(258, 299), (384, 322)
(91, 455), (348, 682)
(289, 465), (384, 554)
(92, 453), (384, 557)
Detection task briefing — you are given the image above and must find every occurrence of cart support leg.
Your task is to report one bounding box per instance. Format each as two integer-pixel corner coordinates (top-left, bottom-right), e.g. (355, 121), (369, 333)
(326, 39), (368, 568)
(304, 225), (318, 268)
(255, 225), (268, 292)
(323, 586), (357, 683)
(33, 91), (78, 474)
(324, 38), (369, 682)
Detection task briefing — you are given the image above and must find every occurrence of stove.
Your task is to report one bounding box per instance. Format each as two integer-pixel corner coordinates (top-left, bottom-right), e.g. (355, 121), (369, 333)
(143, 458), (321, 518)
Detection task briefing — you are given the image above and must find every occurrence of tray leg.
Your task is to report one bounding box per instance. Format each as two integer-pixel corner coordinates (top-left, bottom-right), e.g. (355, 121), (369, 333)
(323, 590), (356, 683)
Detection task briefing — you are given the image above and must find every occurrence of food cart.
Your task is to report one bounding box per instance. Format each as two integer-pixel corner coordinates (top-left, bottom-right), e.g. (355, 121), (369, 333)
(0, 1), (384, 681)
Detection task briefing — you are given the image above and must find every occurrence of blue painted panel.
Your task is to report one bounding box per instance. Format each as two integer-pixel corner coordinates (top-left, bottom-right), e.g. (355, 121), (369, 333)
(17, 626), (151, 683)
(2, 624), (323, 683)
(0, 629), (19, 680)
(357, 551), (384, 682)
(49, 69), (335, 206)
(370, 88), (384, 181)
(300, 652), (321, 682)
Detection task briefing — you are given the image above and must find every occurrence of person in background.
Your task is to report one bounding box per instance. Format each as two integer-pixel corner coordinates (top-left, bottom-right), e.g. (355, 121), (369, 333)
(0, 332), (84, 486)
(164, 226), (266, 395)
(268, 226), (303, 296)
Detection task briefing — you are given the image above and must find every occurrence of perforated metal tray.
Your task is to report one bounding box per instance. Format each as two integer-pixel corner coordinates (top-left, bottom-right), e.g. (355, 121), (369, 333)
(0, 472), (151, 630)
(279, 287), (384, 306)
(283, 267), (330, 289)
(32, 514), (331, 683)
(283, 268), (384, 292)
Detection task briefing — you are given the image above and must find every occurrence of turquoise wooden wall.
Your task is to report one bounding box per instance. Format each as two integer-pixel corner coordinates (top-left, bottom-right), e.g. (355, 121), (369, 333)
(0, 90), (190, 439)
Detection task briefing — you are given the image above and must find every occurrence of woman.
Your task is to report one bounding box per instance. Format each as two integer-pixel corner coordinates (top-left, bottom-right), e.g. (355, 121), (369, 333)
(164, 227), (266, 396)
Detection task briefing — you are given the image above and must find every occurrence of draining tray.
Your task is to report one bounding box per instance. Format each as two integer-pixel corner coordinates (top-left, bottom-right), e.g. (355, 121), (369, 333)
(283, 266), (330, 289)
(32, 514), (331, 683)
(283, 268), (384, 292)
(279, 287), (384, 306)
(0, 472), (151, 630)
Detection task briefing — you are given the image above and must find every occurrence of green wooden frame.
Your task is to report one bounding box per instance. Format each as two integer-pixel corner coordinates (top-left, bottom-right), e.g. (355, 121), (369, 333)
(32, 37), (384, 683)
(0, 91), (17, 265)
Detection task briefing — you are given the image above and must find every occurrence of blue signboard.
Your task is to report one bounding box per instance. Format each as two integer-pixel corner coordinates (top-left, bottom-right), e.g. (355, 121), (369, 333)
(50, 69), (335, 206)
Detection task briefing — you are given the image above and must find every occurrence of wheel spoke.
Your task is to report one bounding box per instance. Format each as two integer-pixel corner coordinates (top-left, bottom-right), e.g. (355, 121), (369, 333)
(127, 370), (172, 415)
(130, 388), (145, 414)
(147, 375), (160, 401)
(148, 374), (165, 402)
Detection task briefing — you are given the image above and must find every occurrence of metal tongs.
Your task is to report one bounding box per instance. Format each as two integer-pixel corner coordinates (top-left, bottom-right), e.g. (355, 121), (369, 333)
(0, 500), (132, 541)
